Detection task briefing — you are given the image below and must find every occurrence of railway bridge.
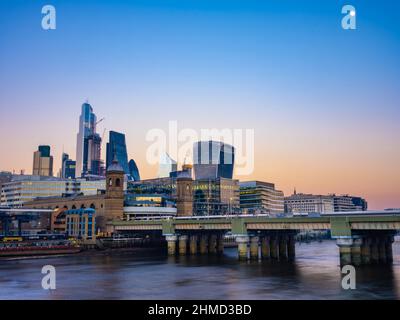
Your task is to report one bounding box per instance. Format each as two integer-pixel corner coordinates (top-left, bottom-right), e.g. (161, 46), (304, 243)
(111, 211), (400, 266)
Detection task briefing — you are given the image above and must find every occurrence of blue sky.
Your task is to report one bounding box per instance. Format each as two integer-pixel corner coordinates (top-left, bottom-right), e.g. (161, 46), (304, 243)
(0, 0), (399, 208)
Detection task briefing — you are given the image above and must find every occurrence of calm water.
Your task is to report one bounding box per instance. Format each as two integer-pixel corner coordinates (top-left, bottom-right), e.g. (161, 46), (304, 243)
(1, 240), (400, 300)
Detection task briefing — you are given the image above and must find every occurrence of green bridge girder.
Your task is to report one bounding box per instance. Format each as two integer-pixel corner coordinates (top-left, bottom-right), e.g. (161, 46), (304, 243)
(111, 214), (400, 237)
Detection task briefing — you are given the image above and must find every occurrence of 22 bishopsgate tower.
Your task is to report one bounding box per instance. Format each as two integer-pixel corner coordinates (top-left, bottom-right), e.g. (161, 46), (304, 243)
(75, 102), (102, 178)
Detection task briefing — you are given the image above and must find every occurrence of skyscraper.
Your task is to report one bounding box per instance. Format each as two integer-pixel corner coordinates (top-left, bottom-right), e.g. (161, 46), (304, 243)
(158, 152), (177, 178)
(75, 102), (102, 177)
(61, 153), (76, 179)
(193, 141), (235, 180)
(106, 131), (129, 175)
(32, 145), (53, 176)
(128, 159), (140, 181)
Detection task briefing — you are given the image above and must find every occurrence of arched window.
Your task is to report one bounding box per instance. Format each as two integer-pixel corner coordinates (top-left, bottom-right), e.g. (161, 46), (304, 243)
(72, 205), (77, 209)
(115, 178), (121, 187)
(80, 204), (85, 209)
(90, 203), (96, 209)
(108, 178), (113, 186)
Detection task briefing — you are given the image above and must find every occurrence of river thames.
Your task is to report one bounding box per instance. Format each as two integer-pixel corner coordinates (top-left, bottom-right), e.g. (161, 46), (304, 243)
(1, 240), (399, 300)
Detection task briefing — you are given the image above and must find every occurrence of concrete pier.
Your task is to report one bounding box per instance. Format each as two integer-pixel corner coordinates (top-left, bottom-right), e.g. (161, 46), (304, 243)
(261, 236), (270, 259)
(199, 234), (209, 255)
(287, 235), (296, 261)
(217, 234), (224, 255)
(209, 234), (218, 254)
(378, 237), (387, 264)
(178, 235), (188, 255)
(386, 236), (394, 263)
(249, 236), (259, 260)
(279, 235), (288, 260)
(189, 235), (198, 255)
(370, 238), (380, 264)
(236, 235), (249, 261)
(166, 235), (177, 256)
(336, 238), (353, 266)
(361, 237), (371, 265)
(270, 236), (279, 259)
(351, 238), (362, 266)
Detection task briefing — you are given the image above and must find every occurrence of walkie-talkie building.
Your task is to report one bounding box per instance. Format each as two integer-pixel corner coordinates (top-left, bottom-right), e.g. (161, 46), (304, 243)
(193, 141), (235, 180)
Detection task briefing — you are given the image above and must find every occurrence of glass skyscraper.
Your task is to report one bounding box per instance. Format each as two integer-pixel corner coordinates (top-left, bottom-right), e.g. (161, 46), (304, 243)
(193, 141), (235, 180)
(128, 159), (140, 181)
(106, 131), (129, 174)
(75, 102), (102, 177)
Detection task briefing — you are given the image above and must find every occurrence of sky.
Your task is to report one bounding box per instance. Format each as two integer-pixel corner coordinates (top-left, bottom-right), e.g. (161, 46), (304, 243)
(0, 0), (399, 209)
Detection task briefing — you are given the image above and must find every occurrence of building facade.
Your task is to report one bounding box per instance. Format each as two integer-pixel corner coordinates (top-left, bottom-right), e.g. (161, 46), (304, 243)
(284, 193), (368, 214)
(106, 131), (130, 175)
(1, 176), (105, 207)
(65, 208), (96, 240)
(33, 145), (53, 176)
(239, 181), (284, 215)
(75, 102), (102, 178)
(193, 141), (235, 180)
(193, 178), (239, 215)
(61, 153), (76, 179)
(128, 159), (140, 181)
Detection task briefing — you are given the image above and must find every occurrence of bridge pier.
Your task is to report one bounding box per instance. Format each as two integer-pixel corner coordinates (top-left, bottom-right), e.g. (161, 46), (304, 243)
(287, 235), (296, 261)
(378, 236), (387, 264)
(350, 238), (362, 266)
(270, 236), (279, 260)
(385, 236), (394, 263)
(370, 237), (380, 264)
(178, 235), (188, 255)
(336, 238), (353, 266)
(236, 235), (249, 261)
(199, 234), (209, 255)
(361, 237), (371, 264)
(209, 234), (218, 254)
(189, 235), (198, 255)
(279, 235), (288, 260)
(217, 234), (224, 255)
(166, 235), (177, 256)
(261, 236), (270, 259)
(249, 236), (259, 260)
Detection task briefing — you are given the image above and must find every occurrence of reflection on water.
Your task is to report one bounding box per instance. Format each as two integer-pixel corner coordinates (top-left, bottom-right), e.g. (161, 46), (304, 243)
(0, 240), (399, 300)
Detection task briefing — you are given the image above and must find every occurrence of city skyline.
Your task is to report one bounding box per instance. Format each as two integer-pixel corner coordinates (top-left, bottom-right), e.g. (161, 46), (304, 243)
(1, 0), (400, 210)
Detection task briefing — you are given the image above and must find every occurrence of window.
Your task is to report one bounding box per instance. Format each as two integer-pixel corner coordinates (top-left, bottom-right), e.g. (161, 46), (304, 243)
(116, 178), (121, 187)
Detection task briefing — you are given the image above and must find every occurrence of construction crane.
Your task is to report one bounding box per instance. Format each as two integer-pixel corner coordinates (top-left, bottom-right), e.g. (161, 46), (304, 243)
(96, 117), (105, 126)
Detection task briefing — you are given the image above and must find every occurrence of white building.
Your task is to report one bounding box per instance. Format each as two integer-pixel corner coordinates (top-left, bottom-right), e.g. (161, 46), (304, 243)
(0, 175), (105, 207)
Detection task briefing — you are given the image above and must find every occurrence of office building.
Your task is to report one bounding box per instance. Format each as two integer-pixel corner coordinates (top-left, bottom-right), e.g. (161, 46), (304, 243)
(193, 141), (235, 180)
(61, 153), (76, 179)
(284, 192), (367, 214)
(106, 131), (129, 175)
(32, 145), (53, 176)
(193, 178), (239, 215)
(333, 194), (368, 211)
(65, 208), (96, 240)
(0, 175), (106, 207)
(75, 102), (102, 177)
(240, 181), (284, 215)
(284, 193), (334, 214)
(128, 159), (140, 181)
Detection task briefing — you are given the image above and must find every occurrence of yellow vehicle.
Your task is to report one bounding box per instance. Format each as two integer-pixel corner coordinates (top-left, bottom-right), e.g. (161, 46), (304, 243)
(3, 237), (23, 242)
